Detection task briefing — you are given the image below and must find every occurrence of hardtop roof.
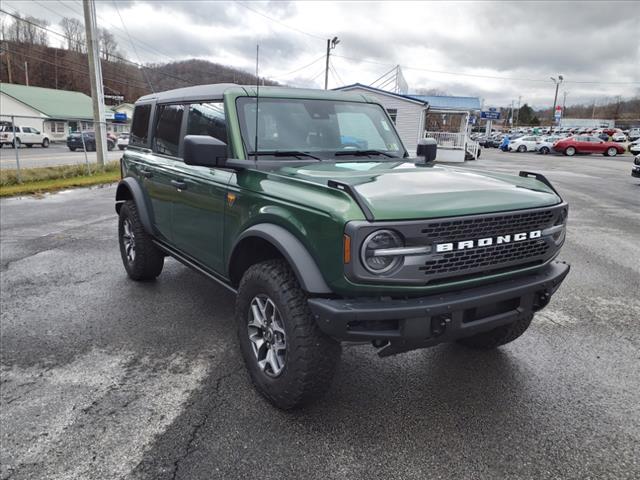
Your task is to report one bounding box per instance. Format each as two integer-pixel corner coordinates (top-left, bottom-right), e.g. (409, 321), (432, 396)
(135, 83), (376, 105)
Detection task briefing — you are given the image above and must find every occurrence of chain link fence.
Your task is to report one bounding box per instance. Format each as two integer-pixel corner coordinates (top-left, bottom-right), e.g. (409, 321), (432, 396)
(0, 113), (129, 182)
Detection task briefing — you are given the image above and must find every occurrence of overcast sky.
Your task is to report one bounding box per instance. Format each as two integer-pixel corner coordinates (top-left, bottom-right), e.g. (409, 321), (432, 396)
(4, 0), (639, 108)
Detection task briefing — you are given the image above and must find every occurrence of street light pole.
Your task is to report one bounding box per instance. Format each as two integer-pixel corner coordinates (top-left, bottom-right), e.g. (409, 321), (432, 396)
(324, 36), (339, 90)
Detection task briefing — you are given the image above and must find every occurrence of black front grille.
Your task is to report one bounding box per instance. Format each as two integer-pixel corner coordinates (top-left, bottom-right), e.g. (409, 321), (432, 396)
(416, 207), (561, 281)
(421, 209), (555, 242)
(420, 238), (549, 275)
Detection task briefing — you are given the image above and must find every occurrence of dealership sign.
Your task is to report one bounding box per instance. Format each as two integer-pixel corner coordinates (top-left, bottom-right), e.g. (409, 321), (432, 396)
(480, 107), (501, 120)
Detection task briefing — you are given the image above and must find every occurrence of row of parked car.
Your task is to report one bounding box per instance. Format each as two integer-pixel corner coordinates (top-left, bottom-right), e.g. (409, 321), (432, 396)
(473, 130), (640, 157)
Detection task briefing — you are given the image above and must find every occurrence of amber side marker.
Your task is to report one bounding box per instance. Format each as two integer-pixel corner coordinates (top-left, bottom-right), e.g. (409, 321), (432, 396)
(227, 192), (237, 206)
(343, 234), (351, 264)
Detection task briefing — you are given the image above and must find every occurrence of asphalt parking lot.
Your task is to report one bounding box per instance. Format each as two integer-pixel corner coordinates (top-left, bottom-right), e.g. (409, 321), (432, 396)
(1, 150), (639, 479)
(0, 143), (122, 169)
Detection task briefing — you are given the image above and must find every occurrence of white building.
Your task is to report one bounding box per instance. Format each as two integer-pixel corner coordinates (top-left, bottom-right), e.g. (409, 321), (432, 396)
(336, 83), (428, 155)
(0, 83), (131, 141)
(335, 83), (481, 161)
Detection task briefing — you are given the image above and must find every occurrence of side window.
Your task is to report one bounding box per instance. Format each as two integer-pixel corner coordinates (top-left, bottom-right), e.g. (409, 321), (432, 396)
(186, 102), (227, 143)
(22, 127), (32, 133)
(153, 104), (184, 157)
(130, 104), (151, 146)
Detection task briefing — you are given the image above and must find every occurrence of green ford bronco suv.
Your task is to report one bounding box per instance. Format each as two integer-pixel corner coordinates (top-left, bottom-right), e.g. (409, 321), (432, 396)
(115, 84), (570, 409)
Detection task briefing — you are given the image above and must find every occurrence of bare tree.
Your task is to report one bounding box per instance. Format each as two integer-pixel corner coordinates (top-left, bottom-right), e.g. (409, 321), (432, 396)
(99, 29), (119, 61)
(59, 17), (85, 52)
(6, 14), (49, 45)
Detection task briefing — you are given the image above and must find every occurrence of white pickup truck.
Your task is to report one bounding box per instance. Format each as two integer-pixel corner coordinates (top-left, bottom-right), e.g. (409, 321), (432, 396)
(0, 125), (50, 148)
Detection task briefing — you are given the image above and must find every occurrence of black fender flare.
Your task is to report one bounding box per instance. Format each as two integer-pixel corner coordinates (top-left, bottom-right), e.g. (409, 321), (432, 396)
(115, 177), (154, 234)
(230, 224), (332, 294)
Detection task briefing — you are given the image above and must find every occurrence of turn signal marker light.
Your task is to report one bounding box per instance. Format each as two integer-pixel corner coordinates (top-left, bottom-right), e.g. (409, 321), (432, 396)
(343, 234), (351, 264)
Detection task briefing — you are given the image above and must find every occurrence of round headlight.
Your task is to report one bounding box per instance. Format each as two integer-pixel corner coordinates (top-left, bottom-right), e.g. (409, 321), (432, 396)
(361, 229), (404, 274)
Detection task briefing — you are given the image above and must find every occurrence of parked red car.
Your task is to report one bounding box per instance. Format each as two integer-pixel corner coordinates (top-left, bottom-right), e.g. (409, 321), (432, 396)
(553, 136), (626, 157)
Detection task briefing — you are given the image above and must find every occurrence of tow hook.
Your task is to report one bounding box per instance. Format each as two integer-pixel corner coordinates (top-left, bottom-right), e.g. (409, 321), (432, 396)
(431, 315), (451, 336)
(534, 290), (551, 311)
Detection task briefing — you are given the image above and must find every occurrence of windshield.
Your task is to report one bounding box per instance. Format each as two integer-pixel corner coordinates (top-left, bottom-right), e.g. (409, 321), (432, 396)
(236, 97), (405, 158)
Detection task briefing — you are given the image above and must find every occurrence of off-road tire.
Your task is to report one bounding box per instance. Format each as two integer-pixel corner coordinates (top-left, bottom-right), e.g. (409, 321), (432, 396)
(118, 200), (164, 281)
(456, 313), (534, 350)
(236, 259), (341, 410)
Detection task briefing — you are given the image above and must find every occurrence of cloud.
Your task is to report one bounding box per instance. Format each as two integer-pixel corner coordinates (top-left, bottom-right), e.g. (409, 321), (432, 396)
(4, 0), (638, 107)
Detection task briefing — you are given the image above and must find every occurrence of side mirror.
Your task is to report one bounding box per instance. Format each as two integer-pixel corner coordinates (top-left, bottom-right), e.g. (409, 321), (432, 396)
(416, 138), (437, 163)
(183, 135), (227, 167)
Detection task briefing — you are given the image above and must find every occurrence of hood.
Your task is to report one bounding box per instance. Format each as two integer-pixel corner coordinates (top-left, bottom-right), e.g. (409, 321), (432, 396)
(272, 161), (561, 221)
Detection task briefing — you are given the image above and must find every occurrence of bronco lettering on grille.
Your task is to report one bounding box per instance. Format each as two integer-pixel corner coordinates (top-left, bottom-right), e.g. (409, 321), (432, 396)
(435, 230), (542, 253)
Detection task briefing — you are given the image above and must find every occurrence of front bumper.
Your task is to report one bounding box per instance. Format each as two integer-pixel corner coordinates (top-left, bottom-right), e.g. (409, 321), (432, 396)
(308, 261), (570, 356)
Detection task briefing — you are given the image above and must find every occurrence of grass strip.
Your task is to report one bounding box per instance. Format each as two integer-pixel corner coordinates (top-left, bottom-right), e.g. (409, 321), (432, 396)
(0, 161), (120, 197)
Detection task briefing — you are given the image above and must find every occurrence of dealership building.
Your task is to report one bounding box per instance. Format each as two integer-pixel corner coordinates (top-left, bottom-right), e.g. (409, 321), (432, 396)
(0, 83), (131, 142)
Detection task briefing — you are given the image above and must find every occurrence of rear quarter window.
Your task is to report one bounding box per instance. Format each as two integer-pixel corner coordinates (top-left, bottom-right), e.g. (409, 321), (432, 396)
(153, 104), (184, 157)
(130, 104), (152, 147)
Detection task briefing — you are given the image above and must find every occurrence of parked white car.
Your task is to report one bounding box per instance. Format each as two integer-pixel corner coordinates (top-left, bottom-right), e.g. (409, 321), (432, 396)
(612, 132), (627, 142)
(0, 125), (50, 148)
(628, 139), (640, 155)
(509, 135), (541, 153)
(628, 128), (640, 141)
(535, 136), (563, 154)
(116, 133), (130, 150)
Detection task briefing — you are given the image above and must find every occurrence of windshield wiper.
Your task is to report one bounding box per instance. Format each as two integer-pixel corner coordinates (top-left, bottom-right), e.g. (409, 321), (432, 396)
(251, 150), (322, 160)
(334, 150), (397, 158)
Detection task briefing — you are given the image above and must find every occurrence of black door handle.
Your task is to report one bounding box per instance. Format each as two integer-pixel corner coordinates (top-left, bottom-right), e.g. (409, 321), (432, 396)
(139, 169), (153, 178)
(171, 179), (187, 190)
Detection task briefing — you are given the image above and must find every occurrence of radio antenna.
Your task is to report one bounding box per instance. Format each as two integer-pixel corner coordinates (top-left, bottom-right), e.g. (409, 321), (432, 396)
(254, 43), (259, 162)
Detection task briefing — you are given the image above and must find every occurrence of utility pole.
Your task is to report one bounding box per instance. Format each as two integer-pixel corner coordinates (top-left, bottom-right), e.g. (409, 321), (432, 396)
(515, 96), (521, 128)
(82, 0), (107, 166)
(324, 36), (339, 90)
(24, 61), (28, 86)
(551, 75), (563, 124)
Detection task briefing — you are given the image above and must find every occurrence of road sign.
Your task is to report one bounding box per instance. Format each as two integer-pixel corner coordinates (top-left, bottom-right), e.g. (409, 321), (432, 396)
(114, 112), (127, 122)
(481, 111), (501, 120)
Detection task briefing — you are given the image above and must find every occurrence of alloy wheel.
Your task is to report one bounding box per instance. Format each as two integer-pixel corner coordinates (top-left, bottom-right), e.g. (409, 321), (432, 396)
(122, 218), (136, 263)
(247, 294), (287, 377)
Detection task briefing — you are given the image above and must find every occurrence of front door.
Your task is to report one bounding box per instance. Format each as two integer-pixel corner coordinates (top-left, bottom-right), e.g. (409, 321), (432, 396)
(169, 164), (231, 272)
(168, 101), (230, 273)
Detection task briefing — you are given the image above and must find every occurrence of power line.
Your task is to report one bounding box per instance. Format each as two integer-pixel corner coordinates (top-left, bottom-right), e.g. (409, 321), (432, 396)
(0, 6), (191, 86)
(332, 53), (640, 86)
(61, 0), (177, 64)
(329, 59), (345, 86)
(112, 0), (154, 92)
(233, 1), (324, 41)
(1, 45), (151, 89)
(269, 54), (325, 79)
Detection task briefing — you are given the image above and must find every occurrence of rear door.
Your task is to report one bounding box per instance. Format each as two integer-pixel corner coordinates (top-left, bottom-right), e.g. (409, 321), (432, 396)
(125, 103), (175, 242)
(169, 101), (231, 273)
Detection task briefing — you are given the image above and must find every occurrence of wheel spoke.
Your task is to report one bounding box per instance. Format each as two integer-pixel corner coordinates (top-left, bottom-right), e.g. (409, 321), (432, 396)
(247, 294), (287, 377)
